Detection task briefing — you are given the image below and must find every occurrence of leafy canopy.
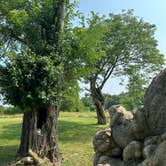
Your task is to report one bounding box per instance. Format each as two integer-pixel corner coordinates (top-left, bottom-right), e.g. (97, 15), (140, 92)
(74, 10), (164, 90)
(0, 0), (80, 109)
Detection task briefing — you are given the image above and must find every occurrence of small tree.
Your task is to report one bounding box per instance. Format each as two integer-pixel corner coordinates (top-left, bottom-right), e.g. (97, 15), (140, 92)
(74, 10), (164, 124)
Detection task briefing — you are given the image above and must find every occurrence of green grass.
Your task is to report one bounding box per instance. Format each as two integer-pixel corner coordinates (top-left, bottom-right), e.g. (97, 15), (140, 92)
(0, 112), (109, 166)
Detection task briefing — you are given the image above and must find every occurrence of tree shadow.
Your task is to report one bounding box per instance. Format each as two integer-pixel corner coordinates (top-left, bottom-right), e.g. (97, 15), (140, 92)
(0, 123), (21, 165)
(0, 123), (21, 141)
(0, 145), (19, 166)
(0, 119), (104, 145)
(0, 117), (107, 165)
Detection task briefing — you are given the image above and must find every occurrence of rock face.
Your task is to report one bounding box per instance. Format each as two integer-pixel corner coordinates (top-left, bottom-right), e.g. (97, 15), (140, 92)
(144, 69), (166, 135)
(93, 69), (166, 166)
(123, 141), (142, 162)
(109, 105), (135, 148)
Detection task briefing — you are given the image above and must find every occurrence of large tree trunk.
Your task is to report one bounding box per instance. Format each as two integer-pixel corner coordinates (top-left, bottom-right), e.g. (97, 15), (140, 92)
(17, 1), (68, 165)
(90, 80), (107, 125)
(17, 106), (61, 165)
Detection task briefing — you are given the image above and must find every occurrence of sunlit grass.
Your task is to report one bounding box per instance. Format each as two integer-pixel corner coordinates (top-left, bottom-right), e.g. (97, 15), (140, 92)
(0, 112), (109, 166)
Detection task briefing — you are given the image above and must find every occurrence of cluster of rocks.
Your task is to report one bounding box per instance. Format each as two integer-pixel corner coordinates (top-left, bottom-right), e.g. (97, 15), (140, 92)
(11, 150), (52, 166)
(93, 69), (166, 166)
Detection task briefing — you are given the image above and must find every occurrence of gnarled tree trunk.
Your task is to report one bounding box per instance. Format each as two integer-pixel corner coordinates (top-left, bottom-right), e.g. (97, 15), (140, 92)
(17, 1), (68, 165)
(90, 80), (107, 125)
(17, 106), (61, 165)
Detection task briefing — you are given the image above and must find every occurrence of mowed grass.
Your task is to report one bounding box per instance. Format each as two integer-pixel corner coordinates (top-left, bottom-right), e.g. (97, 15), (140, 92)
(0, 112), (109, 166)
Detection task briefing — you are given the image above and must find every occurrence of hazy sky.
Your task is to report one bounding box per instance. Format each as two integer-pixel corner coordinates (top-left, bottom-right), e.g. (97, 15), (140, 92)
(77, 0), (166, 94)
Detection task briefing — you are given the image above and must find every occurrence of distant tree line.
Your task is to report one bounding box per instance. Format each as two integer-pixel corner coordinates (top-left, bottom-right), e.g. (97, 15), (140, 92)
(0, 90), (144, 114)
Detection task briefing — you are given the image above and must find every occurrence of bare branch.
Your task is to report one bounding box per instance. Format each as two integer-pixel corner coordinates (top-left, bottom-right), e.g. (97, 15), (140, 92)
(99, 56), (119, 89)
(84, 87), (91, 92)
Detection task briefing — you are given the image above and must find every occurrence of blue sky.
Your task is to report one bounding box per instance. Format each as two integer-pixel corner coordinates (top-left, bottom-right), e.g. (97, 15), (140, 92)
(77, 0), (166, 94)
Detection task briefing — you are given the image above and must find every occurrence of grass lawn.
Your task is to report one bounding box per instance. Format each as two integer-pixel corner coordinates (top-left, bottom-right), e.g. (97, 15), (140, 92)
(0, 112), (109, 166)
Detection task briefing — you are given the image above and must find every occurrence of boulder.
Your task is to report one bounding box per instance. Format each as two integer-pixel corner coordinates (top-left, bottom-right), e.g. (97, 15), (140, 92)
(93, 128), (112, 153)
(144, 135), (162, 147)
(93, 128), (122, 157)
(142, 144), (156, 159)
(138, 140), (166, 166)
(150, 140), (166, 166)
(131, 110), (149, 140)
(97, 155), (111, 165)
(109, 105), (135, 148)
(108, 105), (133, 127)
(142, 132), (166, 159)
(143, 69), (166, 135)
(112, 124), (135, 148)
(123, 141), (142, 162)
(97, 156), (124, 166)
(93, 128), (123, 166)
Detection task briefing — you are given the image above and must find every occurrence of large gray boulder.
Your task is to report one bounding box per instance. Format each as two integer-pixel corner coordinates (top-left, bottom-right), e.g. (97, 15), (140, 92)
(109, 105), (133, 127)
(123, 141), (142, 162)
(109, 106), (135, 148)
(112, 124), (135, 148)
(93, 128), (112, 153)
(143, 68), (166, 135)
(131, 109), (150, 140)
(138, 140), (166, 166)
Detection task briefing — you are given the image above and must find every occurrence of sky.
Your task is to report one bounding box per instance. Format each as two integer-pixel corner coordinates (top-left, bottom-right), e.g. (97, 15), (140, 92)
(77, 0), (166, 95)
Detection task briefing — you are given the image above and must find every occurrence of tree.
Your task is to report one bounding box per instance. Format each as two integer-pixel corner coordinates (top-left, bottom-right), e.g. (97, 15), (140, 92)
(0, 0), (75, 165)
(74, 10), (164, 124)
(60, 83), (86, 112)
(81, 93), (96, 112)
(124, 67), (147, 110)
(105, 92), (143, 112)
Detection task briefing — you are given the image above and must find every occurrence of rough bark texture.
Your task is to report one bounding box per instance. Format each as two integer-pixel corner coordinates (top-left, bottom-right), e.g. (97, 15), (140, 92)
(90, 80), (107, 124)
(17, 106), (61, 166)
(92, 90), (107, 124)
(93, 69), (166, 166)
(17, 111), (35, 158)
(54, 0), (67, 50)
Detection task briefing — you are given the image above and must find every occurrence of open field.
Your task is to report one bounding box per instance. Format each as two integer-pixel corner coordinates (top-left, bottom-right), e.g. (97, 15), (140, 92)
(0, 112), (109, 166)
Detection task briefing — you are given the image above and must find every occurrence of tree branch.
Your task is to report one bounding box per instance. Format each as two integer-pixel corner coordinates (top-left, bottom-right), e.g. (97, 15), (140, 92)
(1, 26), (27, 45)
(99, 56), (119, 90)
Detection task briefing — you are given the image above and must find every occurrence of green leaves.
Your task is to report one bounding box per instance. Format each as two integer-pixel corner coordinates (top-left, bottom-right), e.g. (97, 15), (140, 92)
(75, 10), (164, 91)
(0, 0), (76, 110)
(0, 53), (63, 108)
(0, 0), (165, 113)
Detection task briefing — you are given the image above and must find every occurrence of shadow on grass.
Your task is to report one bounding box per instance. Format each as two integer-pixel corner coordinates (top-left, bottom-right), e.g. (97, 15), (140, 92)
(1, 119), (105, 143)
(0, 145), (18, 166)
(58, 120), (107, 144)
(0, 123), (21, 165)
(0, 123), (21, 141)
(0, 117), (107, 165)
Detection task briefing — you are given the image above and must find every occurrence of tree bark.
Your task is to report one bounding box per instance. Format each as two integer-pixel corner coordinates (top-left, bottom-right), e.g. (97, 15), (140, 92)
(17, 106), (61, 165)
(90, 80), (107, 125)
